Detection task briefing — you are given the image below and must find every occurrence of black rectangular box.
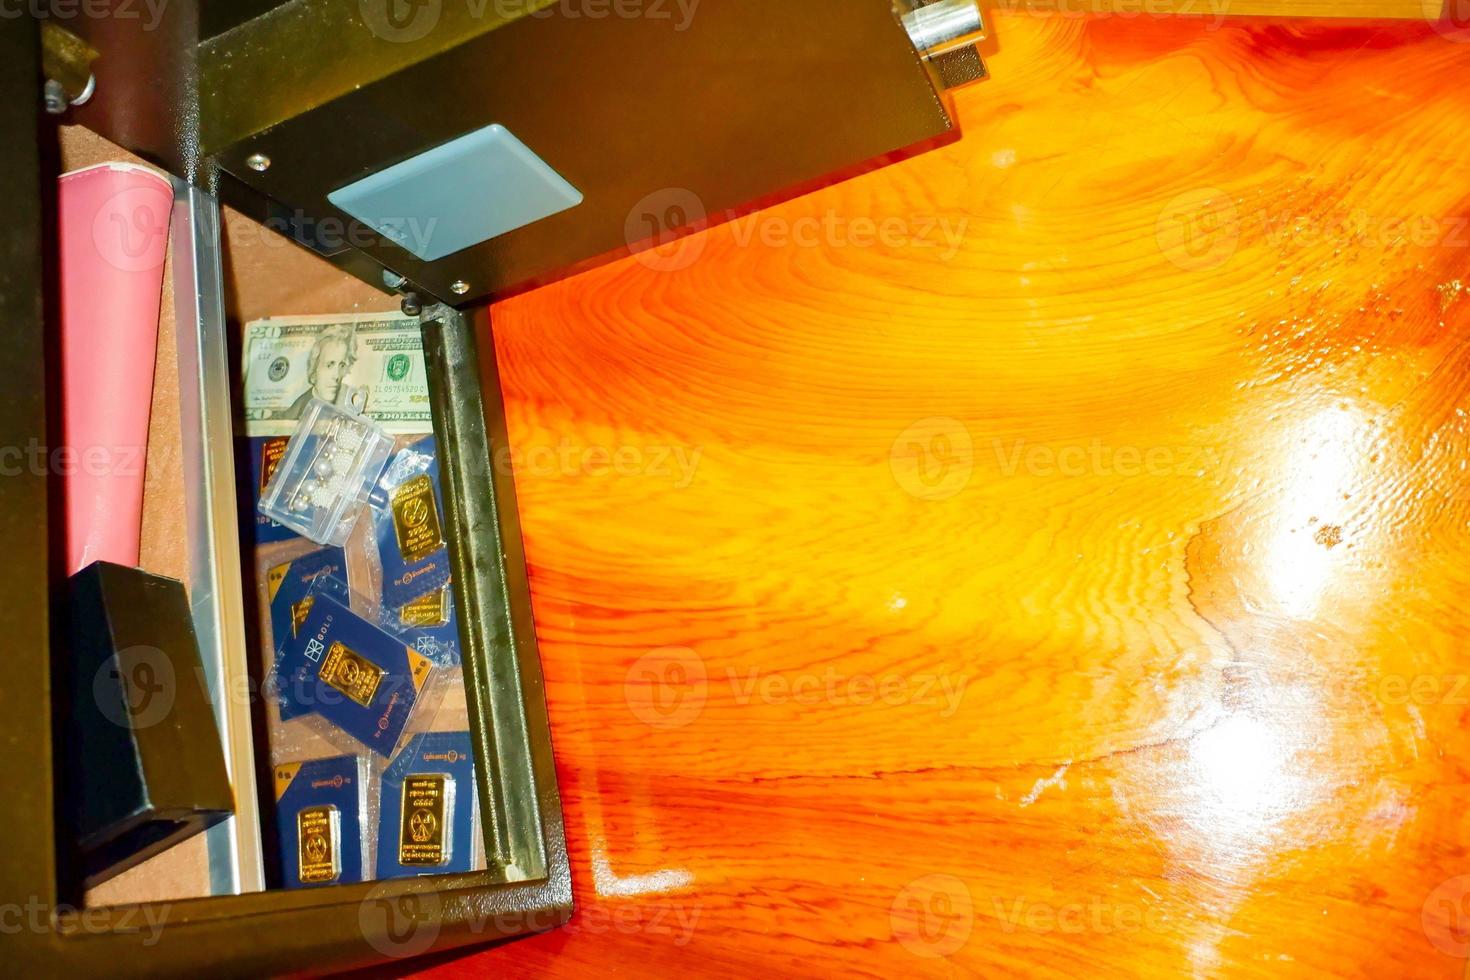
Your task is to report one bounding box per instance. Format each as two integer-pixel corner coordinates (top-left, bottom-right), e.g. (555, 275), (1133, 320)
(65, 562), (235, 889)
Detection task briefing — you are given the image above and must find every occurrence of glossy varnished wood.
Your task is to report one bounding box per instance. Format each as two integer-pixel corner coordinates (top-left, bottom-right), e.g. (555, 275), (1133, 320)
(429, 15), (1470, 978)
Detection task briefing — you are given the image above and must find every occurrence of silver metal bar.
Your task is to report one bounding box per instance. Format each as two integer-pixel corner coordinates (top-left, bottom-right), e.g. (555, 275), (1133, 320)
(903, 0), (985, 58)
(171, 180), (266, 895)
(421, 304), (549, 881)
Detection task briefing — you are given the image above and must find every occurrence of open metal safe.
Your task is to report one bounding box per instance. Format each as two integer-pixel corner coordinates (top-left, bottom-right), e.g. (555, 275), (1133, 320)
(2, 2), (985, 974)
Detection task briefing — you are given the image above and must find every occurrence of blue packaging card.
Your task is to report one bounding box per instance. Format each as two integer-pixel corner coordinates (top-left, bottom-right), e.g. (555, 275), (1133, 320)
(375, 732), (478, 879)
(377, 436), (452, 609)
(274, 755), (366, 889)
(266, 548), (351, 722)
(275, 586), (434, 758)
(247, 435), (302, 546)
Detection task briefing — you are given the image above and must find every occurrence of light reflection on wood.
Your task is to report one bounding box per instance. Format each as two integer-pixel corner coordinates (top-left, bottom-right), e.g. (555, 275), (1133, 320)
(457, 14), (1470, 977)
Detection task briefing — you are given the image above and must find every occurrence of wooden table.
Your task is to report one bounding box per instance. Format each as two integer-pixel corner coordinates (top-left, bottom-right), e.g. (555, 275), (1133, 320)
(422, 12), (1470, 978)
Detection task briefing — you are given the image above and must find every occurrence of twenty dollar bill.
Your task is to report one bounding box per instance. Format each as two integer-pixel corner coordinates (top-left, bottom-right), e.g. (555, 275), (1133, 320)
(241, 313), (433, 436)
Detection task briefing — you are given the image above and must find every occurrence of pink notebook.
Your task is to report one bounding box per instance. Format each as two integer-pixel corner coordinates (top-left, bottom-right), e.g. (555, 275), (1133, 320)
(58, 163), (173, 576)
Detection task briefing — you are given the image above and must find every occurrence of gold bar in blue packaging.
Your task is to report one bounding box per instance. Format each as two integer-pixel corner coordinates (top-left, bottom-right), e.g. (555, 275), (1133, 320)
(391, 473), (444, 564)
(399, 774), (453, 867)
(297, 805), (341, 884)
(399, 588), (449, 628)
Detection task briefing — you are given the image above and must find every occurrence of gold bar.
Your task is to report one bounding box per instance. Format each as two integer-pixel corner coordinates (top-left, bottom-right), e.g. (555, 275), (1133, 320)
(259, 436), (288, 493)
(399, 589), (449, 629)
(391, 474), (444, 564)
(399, 774), (453, 868)
(289, 595), (316, 638)
(318, 641), (384, 708)
(296, 805), (340, 884)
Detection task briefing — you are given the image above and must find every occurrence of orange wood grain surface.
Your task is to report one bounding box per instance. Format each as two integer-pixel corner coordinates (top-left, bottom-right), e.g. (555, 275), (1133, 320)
(425, 14), (1470, 978)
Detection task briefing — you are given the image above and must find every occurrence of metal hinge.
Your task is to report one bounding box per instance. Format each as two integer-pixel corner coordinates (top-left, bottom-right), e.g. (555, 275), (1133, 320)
(40, 21), (97, 114)
(900, 0), (989, 89)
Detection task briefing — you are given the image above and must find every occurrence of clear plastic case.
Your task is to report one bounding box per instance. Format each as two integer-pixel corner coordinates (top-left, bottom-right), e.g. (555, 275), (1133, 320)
(257, 398), (394, 546)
